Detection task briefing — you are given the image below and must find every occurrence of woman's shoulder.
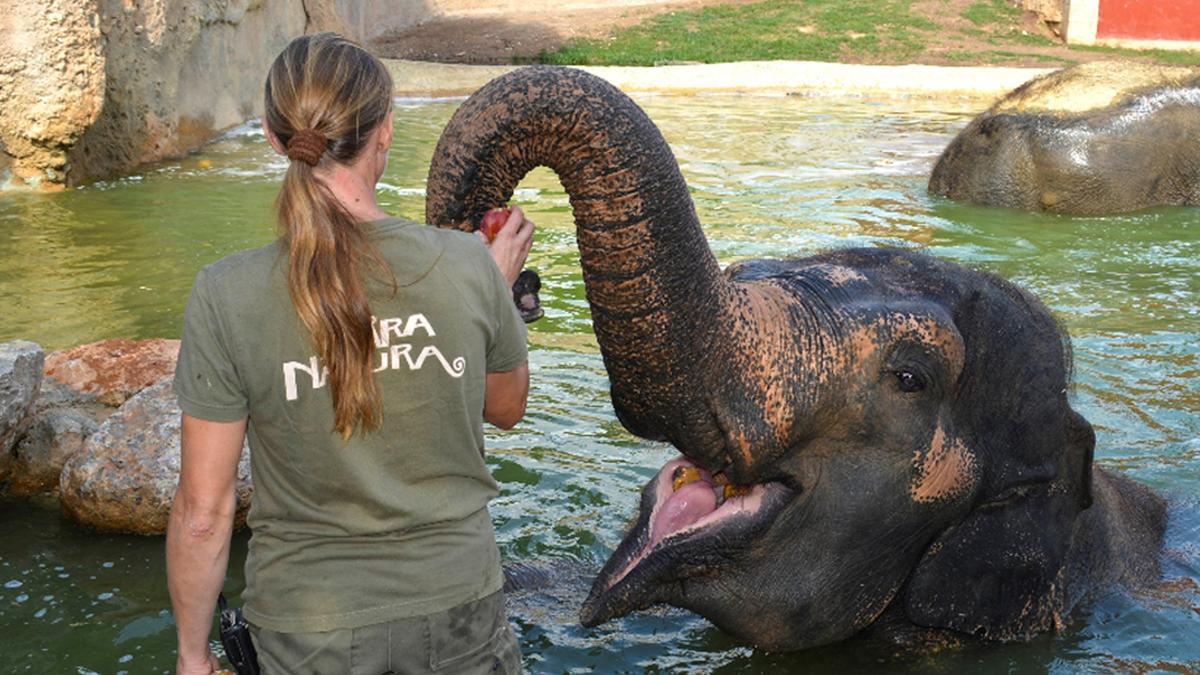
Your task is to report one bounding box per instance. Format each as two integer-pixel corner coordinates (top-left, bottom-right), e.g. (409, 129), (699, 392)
(193, 240), (284, 297)
(391, 220), (483, 252)
(380, 222), (492, 277)
(429, 228), (496, 287)
(432, 227), (491, 264)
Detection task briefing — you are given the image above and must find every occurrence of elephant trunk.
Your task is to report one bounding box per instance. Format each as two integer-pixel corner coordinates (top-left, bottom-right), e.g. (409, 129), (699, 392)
(426, 66), (736, 458)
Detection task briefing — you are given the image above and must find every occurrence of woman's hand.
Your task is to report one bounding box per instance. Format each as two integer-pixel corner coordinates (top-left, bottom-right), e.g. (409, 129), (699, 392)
(480, 205), (534, 287)
(176, 648), (223, 674)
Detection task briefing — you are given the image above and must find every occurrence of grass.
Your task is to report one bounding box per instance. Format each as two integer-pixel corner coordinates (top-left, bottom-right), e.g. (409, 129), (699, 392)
(963, 0), (1019, 27)
(1073, 44), (1200, 66)
(537, 0), (935, 66)
(943, 49), (1074, 66)
(536, 0), (1200, 68)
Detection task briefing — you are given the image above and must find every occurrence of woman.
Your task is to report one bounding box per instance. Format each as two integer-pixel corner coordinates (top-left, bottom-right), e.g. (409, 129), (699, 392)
(166, 33), (533, 674)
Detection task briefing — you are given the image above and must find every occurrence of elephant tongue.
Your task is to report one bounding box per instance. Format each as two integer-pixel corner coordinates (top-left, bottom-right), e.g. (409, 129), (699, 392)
(650, 481), (718, 549)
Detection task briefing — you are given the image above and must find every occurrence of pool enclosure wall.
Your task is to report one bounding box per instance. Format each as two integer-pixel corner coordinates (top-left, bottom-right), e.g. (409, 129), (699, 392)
(1065, 0), (1200, 49)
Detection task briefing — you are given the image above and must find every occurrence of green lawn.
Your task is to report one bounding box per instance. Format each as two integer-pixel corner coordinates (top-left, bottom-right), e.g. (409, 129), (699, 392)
(535, 0), (1200, 68)
(963, 0), (1018, 27)
(538, 0), (934, 66)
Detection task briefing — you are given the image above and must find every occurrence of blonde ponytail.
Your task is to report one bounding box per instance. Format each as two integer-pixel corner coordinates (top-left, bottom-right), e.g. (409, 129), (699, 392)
(264, 33), (394, 438)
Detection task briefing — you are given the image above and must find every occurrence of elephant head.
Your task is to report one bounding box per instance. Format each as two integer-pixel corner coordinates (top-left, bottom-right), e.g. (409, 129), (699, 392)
(426, 67), (1157, 651)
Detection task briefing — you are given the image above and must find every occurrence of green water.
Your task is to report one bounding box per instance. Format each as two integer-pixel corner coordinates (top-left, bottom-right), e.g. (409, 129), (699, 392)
(0, 95), (1196, 673)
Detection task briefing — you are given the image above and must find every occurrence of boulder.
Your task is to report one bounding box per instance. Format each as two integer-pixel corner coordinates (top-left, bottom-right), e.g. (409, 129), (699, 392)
(0, 340), (45, 482)
(33, 377), (111, 420)
(59, 380), (252, 535)
(0, 0), (105, 188)
(7, 408), (97, 497)
(1019, 0), (1063, 25)
(44, 338), (180, 406)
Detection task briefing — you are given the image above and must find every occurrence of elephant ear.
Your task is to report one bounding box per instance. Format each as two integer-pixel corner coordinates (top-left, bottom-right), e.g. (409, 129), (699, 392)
(903, 409), (1095, 640)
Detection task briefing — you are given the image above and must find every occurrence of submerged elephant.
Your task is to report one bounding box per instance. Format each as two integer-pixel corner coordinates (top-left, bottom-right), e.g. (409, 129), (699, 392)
(929, 61), (1200, 215)
(426, 67), (1167, 651)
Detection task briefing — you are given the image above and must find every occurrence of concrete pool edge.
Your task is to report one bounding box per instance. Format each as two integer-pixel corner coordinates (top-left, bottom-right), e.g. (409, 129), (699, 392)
(384, 59), (1055, 100)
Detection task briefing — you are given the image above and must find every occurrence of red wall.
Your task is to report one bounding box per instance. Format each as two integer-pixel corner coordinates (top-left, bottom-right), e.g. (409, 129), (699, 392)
(1097, 0), (1200, 41)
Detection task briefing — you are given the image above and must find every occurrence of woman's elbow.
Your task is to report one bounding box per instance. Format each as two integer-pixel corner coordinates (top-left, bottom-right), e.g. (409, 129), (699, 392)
(484, 364), (529, 429)
(485, 398), (526, 430)
(169, 490), (235, 539)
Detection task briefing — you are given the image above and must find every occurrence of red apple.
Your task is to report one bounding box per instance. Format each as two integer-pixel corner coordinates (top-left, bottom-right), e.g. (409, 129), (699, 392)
(480, 207), (511, 242)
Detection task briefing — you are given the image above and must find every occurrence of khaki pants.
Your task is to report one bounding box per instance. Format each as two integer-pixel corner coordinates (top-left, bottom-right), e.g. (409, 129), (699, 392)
(249, 591), (522, 675)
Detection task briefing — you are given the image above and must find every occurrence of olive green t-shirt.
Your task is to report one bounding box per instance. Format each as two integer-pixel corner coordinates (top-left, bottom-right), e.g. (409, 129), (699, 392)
(173, 217), (527, 632)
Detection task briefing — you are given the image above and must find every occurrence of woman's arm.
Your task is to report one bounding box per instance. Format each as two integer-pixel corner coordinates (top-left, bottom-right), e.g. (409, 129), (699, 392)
(481, 205), (533, 430)
(167, 414), (247, 675)
(484, 363), (529, 429)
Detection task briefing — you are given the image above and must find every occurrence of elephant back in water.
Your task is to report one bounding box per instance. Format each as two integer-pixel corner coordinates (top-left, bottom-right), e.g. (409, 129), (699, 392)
(929, 61), (1200, 215)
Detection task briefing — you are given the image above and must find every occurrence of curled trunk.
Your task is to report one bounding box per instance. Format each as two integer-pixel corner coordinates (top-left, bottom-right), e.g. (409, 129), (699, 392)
(426, 66), (737, 456)
(428, 67), (828, 480)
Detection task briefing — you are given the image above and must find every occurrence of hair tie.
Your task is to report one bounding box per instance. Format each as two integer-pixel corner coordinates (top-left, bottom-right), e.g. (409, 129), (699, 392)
(286, 128), (327, 166)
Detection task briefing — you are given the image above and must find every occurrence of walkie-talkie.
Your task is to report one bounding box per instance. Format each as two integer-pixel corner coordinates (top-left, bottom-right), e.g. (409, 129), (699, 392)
(217, 593), (261, 675)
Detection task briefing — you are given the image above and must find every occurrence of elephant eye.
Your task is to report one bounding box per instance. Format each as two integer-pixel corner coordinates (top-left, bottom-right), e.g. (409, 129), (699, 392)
(893, 370), (926, 393)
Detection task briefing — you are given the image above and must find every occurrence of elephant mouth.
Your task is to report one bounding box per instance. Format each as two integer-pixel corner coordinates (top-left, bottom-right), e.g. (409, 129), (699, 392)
(513, 269), (543, 323)
(580, 456), (794, 627)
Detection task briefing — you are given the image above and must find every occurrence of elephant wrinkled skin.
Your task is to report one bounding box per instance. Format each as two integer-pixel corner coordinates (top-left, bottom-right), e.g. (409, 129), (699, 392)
(425, 66), (1167, 651)
(929, 61), (1200, 215)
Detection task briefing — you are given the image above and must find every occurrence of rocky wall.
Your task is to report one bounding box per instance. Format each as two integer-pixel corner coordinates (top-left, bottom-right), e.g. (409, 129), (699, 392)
(65, 0), (307, 188)
(306, 0), (437, 46)
(0, 1), (106, 189)
(1, 0), (436, 190)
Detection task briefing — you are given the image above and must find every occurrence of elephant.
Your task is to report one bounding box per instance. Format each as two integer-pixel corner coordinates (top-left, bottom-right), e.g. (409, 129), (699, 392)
(929, 61), (1200, 215)
(425, 66), (1168, 651)
(510, 268), (542, 323)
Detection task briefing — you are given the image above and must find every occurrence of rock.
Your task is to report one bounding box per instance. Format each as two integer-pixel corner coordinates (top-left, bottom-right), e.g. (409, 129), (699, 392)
(59, 380), (252, 535)
(1019, 0), (1063, 25)
(2, 0), (451, 189)
(0, 340), (45, 482)
(44, 338), (180, 406)
(67, 0), (310, 186)
(305, 0), (437, 46)
(1, 0), (307, 187)
(33, 377), (110, 421)
(7, 408), (97, 497)
(0, 0), (105, 189)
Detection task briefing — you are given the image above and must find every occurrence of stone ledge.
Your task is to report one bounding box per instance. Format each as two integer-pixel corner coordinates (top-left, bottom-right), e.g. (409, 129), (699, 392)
(384, 59), (1054, 100)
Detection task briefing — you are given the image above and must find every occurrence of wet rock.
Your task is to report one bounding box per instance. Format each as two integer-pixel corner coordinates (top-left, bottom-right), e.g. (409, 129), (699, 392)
(59, 380), (252, 535)
(0, 340), (45, 482)
(33, 377), (112, 422)
(7, 408), (97, 497)
(44, 338), (180, 406)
